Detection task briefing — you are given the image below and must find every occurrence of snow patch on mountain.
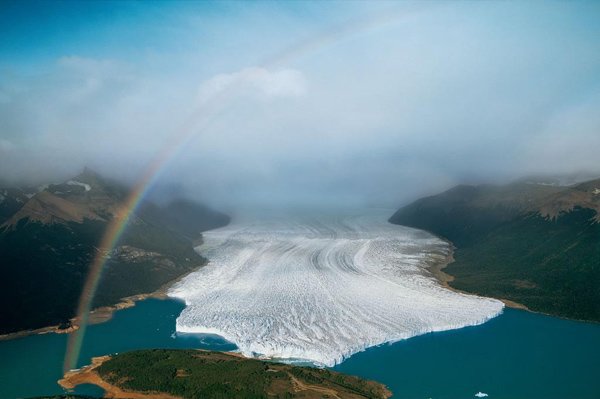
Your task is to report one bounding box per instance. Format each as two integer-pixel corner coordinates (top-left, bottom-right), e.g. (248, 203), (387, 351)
(67, 180), (91, 191)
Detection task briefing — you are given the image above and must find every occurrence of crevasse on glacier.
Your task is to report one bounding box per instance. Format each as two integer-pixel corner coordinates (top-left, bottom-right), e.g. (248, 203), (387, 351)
(168, 210), (504, 366)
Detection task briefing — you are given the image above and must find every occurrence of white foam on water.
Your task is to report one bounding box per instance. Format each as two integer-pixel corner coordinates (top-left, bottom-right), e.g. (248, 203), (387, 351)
(169, 210), (503, 366)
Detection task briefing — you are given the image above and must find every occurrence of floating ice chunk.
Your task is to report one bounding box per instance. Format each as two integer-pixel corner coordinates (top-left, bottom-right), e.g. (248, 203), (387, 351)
(169, 210), (504, 366)
(475, 392), (489, 398)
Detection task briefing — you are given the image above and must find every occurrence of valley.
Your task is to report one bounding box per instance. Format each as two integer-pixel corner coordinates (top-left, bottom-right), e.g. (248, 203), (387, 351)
(170, 210), (503, 366)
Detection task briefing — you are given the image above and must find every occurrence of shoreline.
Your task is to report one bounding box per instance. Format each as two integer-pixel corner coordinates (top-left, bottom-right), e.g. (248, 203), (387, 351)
(2, 223), (592, 343)
(0, 263), (198, 342)
(0, 233), (531, 342)
(59, 355), (182, 399)
(59, 351), (393, 399)
(427, 247), (600, 323)
(426, 240), (530, 311)
(418, 228), (597, 324)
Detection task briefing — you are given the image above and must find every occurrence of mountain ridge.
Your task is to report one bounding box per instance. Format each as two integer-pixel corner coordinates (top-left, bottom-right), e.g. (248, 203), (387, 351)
(389, 176), (600, 321)
(0, 169), (230, 335)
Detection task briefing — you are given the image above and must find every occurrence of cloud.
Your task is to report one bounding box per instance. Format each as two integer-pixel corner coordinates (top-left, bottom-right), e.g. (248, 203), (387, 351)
(517, 94), (600, 175)
(0, 2), (599, 208)
(0, 138), (15, 153)
(197, 67), (306, 104)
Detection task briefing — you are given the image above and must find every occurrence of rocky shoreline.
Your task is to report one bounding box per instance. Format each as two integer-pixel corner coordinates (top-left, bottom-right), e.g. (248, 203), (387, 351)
(426, 238), (529, 311)
(0, 263), (201, 342)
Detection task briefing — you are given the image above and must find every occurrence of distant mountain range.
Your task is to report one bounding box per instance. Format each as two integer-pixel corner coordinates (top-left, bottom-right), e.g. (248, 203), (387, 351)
(390, 177), (600, 322)
(0, 169), (229, 335)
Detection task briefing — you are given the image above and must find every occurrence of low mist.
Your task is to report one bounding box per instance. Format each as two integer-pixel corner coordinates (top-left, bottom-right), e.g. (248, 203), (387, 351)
(1, 1), (599, 211)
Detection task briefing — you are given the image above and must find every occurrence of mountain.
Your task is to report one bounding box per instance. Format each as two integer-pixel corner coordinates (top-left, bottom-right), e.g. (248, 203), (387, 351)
(0, 169), (229, 335)
(3, 190), (102, 226)
(0, 186), (39, 224)
(139, 199), (230, 242)
(389, 178), (600, 322)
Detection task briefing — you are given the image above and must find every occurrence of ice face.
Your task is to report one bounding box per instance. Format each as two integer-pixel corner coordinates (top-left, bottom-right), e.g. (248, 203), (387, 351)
(169, 210), (504, 366)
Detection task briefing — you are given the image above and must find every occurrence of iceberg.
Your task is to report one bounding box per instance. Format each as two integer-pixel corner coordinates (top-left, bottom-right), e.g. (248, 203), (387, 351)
(169, 210), (504, 366)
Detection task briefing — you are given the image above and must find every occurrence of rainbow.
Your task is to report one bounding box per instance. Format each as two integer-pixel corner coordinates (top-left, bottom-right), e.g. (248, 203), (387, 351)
(62, 95), (227, 372)
(62, 5), (430, 372)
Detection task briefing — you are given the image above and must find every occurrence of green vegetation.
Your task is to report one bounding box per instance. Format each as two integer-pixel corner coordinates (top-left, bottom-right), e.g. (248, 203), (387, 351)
(0, 219), (104, 333)
(445, 208), (599, 320)
(94, 349), (391, 398)
(139, 199), (230, 241)
(29, 396), (95, 399)
(0, 170), (229, 335)
(0, 216), (204, 334)
(390, 180), (600, 321)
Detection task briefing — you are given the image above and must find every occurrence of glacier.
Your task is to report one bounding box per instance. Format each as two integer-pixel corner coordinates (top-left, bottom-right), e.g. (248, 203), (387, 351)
(168, 210), (504, 366)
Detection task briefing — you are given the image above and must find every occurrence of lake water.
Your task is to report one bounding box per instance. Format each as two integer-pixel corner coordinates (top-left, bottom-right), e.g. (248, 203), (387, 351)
(0, 298), (598, 399)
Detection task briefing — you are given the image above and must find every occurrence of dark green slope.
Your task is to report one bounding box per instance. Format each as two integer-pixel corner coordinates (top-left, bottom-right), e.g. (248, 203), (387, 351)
(139, 198), (230, 241)
(443, 208), (599, 320)
(390, 180), (600, 321)
(0, 170), (229, 335)
(91, 217), (203, 310)
(0, 215), (204, 335)
(0, 219), (103, 333)
(0, 187), (33, 224)
(390, 183), (563, 246)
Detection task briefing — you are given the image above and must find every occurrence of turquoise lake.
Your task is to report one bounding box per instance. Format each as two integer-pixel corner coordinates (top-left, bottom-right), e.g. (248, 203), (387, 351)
(0, 298), (598, 399)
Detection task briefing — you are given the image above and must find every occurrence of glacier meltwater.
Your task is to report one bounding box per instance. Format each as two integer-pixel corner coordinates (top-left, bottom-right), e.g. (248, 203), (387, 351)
(168, 210), (504, 366)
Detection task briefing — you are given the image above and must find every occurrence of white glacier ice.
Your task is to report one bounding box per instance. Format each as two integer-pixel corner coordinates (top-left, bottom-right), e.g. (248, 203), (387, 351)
(169, 210), (504, 366)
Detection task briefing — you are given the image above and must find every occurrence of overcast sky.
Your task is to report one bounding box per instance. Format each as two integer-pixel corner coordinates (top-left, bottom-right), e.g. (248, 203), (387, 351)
(1, 1), (599, 209)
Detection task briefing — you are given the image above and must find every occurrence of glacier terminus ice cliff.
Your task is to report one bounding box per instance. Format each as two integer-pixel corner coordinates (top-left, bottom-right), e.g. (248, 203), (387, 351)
(169, 210), (504, 366)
